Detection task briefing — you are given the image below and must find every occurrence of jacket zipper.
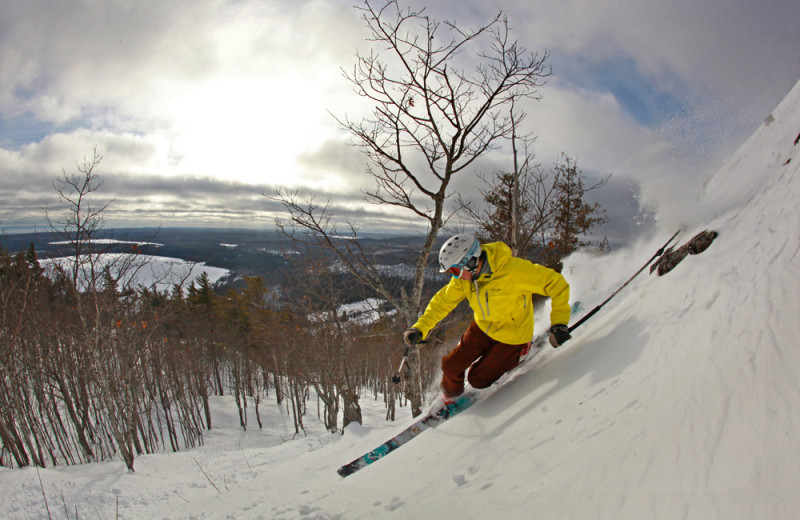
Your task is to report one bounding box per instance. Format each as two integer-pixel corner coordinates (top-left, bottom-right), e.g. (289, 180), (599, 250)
(473, 279), (487, 320)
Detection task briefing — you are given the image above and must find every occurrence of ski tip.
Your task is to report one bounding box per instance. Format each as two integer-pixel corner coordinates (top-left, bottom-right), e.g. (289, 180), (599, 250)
(337, 464), (357, 478)
(652, 229), (719, 276)
(688, 229), (718, 255)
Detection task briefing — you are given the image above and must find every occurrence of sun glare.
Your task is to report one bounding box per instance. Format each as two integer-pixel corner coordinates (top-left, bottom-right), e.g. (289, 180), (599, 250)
(168, 78), (331, 187)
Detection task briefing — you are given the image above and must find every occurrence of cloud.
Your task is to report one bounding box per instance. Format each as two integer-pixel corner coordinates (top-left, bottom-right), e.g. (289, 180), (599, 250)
(1, 2), (211, 120)
(0, 0), (366, 118)
(0, 0), (365, 180)
(0, 136), (414, 232)
(297, 137), (369, 186)
(1, 0), (798, 238)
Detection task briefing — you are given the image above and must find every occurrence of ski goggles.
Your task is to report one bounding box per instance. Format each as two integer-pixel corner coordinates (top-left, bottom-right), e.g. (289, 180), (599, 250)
(447, 256), (478, 278)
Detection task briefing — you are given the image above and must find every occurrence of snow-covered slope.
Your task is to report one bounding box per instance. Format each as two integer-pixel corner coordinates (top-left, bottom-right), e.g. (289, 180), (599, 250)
(2, 79), (799, 519)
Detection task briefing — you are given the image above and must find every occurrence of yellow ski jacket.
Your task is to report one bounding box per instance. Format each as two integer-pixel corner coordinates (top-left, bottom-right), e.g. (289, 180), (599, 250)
(412, 242), (571, 345)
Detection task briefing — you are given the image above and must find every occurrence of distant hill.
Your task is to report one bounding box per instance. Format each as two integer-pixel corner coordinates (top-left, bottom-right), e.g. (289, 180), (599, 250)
(0, 227), (434, 292)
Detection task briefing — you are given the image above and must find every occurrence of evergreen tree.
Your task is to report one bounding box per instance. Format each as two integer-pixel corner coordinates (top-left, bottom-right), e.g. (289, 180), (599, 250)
(483, 172), (531, 250)
(547, 154), (610, 269)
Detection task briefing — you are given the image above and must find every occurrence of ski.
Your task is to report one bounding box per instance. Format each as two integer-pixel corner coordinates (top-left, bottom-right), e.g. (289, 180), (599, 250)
(337, 393), (477, 478)
(336, 341), (549, 478)
(337, 297), (604, 478)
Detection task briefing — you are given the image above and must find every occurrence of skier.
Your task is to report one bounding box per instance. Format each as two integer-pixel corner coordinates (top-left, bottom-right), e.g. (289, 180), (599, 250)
(403, 234), (573, 400)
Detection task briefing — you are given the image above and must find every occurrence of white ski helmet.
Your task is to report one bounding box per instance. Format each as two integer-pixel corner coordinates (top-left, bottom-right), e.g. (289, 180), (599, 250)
(438, 234), (481, 273)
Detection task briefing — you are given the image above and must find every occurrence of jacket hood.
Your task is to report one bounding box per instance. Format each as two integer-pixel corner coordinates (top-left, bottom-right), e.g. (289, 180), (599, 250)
(480, 242), (513, 279)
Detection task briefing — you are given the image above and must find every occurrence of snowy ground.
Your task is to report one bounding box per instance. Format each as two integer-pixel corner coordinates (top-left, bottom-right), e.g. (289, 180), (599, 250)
(2, 80), (799, 519)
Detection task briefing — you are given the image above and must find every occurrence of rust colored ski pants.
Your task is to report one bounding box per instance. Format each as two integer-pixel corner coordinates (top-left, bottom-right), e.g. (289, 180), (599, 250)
(440, 321), (530, 398)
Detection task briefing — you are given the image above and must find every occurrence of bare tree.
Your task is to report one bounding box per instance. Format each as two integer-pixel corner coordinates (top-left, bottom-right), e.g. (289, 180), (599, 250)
(271, 0), (550, 417)
(44, 148), (112, 291)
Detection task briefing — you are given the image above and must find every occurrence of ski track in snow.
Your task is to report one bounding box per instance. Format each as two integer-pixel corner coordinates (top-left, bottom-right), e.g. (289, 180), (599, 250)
(2, 80), (800, 519)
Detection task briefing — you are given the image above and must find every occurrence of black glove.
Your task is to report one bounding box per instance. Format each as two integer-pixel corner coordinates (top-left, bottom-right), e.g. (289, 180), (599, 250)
(403, 328), (423, 347)
(548, 324), (571, 348)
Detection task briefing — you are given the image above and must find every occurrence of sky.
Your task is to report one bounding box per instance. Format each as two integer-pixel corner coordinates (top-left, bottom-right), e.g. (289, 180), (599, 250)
(0, 0), (798, 238)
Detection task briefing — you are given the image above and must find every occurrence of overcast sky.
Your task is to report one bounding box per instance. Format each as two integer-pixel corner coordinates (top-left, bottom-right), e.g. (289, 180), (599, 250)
(1, 0), (798, 240)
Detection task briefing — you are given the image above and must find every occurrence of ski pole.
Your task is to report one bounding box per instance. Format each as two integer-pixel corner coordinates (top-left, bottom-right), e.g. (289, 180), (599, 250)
(391, 346), (411, 384)
(392, 336), (429, 384)
(568, 229), (681, 333)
